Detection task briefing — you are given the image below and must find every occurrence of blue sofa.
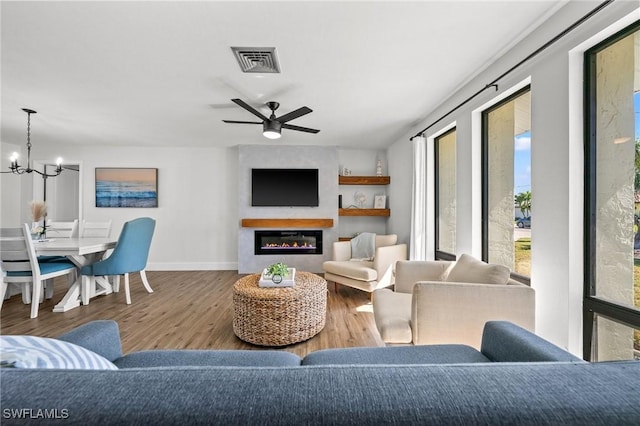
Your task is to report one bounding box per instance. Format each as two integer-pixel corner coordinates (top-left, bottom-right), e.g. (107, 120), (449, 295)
(2, 320), (640, 424)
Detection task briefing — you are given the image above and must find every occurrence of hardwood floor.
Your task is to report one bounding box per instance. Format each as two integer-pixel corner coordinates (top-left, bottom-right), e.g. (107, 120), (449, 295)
(0, 271), (384, 358)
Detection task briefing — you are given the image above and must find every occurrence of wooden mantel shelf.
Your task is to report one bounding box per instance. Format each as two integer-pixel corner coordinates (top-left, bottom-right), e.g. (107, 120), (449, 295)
(339, 176), (390, 185)
(339, 208), (390, 217)
(241, 218), (334, 228)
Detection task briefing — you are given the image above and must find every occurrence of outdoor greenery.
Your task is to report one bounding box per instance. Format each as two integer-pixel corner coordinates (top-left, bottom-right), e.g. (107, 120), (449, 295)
(635, 259), (639, 352)
(514, 237), (531, 276)
(514, 191), (531, 218)
(635, 139), (639, 352)
(514, 190), (532, 276)
(635, 139), (640, 190)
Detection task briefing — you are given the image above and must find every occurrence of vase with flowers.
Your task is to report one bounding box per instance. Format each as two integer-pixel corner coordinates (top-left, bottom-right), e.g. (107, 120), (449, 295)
(30, 200), (48, 240)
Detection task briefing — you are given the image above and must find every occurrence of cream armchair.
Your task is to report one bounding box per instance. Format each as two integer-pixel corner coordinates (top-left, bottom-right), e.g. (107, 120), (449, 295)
(373, 254), (535, 349)
(323, 234), (407, 294)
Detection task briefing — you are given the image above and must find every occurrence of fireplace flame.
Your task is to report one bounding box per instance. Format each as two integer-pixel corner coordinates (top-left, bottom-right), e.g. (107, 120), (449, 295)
(263, 241), (315, 249)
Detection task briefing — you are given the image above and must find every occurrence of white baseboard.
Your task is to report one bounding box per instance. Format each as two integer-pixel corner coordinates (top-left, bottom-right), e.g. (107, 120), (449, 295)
(145, 262), (238, 271)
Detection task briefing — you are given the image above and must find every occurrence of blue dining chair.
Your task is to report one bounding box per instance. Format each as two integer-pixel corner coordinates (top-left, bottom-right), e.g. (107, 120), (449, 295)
(80, 217), (155, 305)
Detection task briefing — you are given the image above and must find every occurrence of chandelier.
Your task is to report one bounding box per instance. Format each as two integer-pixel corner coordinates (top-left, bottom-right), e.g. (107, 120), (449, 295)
(8, 108), (63, 177)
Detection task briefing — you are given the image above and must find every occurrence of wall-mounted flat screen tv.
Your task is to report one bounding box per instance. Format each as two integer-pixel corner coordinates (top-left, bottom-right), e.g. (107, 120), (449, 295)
(252, 168), (319, 207)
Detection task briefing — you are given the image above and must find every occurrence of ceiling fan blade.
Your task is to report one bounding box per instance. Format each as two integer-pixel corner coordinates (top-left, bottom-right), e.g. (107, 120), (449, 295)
(282, 123), (320, 134)
(231, 98), (268, 121)
(222, 120), (263, 125)
(209, 103), (238, 110)
(276, 106), (312, 123)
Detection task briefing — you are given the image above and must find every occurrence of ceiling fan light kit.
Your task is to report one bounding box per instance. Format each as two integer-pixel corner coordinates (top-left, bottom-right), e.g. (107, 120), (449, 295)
(263, 120), (282, 139)
(223, 98), (319, 139)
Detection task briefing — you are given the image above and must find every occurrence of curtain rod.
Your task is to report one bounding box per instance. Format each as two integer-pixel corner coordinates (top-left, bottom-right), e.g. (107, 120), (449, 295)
(410, 0), (614, 141)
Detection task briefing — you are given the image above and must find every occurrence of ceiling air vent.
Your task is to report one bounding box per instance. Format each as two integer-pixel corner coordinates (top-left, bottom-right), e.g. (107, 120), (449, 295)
(231, 47), (281, 73)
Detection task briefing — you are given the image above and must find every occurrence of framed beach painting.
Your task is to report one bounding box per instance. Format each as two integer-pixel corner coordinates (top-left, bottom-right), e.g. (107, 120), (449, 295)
(95, 168), (158, 208)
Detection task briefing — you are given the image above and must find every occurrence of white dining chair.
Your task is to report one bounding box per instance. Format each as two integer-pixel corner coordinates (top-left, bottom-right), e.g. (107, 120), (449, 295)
(45, 220), (79, 238)
(37, 219), (79, 299)
(0, 224), (77, 318)
(80, 220), (112, 238)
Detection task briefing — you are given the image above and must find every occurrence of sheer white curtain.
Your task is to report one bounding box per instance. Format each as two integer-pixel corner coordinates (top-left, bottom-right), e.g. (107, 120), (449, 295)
(410, 135), (427, 260)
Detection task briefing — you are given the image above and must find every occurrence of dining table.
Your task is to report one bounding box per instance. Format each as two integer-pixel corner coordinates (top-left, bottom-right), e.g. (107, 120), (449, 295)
(34, 236), (117, 312)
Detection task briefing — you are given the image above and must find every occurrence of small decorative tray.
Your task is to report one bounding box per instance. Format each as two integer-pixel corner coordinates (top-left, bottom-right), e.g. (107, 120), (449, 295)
(258, 268), (296, 288)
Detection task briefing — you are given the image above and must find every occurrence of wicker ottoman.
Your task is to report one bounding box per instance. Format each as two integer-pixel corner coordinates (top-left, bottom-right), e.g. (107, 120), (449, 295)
(233, 271), (327, 346)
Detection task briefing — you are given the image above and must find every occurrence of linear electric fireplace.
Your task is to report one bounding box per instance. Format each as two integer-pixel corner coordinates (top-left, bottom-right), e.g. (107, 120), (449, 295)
(255, 230), (323, 255)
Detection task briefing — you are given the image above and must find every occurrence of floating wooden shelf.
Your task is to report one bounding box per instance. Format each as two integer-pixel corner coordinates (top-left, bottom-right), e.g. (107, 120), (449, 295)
(241, 218), (334, 228)
(338, 176), (390, 185)
(339, 208), (390, 217)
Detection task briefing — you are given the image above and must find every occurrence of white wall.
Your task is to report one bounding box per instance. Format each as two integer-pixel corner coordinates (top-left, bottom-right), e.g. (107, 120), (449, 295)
(1, 142), (384, 273)
(0, 142), (24, 227)
(0, 142), (240, 270)
(387, 139), (412, 246)
(386, 0), (640, 356)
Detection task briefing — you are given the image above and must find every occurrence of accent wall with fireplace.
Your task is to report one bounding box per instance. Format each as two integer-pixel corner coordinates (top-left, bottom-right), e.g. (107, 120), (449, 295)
(237, 145), (339, 274)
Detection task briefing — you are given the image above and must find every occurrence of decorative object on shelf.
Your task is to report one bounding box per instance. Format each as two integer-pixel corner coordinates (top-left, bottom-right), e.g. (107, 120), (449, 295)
(259, 263), (296, 288)
(354, 191), (367, 208)
(338, 174), (391, 216)
(95, 168), (158, 208)
(376, 159), (383, 176)
(341, 166), (351, 176)
(374, 195), (387, 209)
(5, 109), (63, 178)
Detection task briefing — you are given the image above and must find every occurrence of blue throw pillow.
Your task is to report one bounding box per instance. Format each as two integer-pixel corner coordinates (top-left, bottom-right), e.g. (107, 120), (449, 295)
(0, 335), (118, 370)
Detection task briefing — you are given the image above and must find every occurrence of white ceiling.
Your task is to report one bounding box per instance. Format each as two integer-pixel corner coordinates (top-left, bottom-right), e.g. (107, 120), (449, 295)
(1, 1), (566, 151)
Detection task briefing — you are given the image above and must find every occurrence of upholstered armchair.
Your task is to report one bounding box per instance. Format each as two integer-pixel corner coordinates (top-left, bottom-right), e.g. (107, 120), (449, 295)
(373, 254), (535, 349)
(322, 234), (407, 294)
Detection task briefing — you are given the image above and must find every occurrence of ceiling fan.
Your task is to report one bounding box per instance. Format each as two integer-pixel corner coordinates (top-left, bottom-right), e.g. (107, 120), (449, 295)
(223, 98), (320, 139)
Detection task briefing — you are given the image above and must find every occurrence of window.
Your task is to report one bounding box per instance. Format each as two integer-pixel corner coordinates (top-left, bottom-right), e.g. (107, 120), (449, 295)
(584, 21), (640, 361)
(435, 128), (456, 260)
(481, 87), (531, 281)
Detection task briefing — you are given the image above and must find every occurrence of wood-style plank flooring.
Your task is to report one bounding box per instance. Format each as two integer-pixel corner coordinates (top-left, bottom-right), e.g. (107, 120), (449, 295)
(0, 271), (384, 358)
